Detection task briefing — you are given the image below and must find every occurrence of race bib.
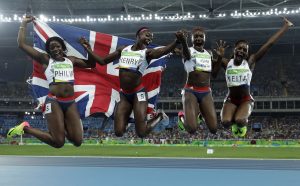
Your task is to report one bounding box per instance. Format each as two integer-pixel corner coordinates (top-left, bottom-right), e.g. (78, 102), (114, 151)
(193, 53), (211, 71)
(137, 92), (146, 102)
(53, 63), (74, 82)
(45, 103), (52, 114)
(119, 51), (141, 70)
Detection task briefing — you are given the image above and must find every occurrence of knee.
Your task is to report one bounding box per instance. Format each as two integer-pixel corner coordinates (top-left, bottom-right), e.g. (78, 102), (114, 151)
(183, 119), (197, 134)
(235, 118), (248, 127)
(136, 130), (147, 138)
(53, 138), (65, 148)
(221, 120), (232, 129)
(72, 138), (83, 147)
(208, 127), (217, 134)
(115, 130), (124, 137)
(186, 125), (197, 134)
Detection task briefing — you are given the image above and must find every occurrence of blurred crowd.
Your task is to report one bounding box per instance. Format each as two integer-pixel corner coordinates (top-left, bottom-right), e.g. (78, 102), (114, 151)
(1, 115), (299, 141)
(0, 55), (299, 99)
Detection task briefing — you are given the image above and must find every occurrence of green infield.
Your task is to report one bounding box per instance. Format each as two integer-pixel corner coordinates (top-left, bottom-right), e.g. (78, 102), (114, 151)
(0, 145), (300, 159)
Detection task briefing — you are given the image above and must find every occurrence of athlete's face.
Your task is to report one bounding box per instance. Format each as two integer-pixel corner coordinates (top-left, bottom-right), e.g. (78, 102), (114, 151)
(137, 30), (153, 45)
(192, 30), (205, 46)
(48, 40), (64, 60)
(234, 42), (249, 62)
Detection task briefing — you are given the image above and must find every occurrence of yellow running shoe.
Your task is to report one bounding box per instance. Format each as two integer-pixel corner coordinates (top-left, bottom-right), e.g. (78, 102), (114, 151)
(231, 124), (240, 138)
(197, 114), (203, 125)
(238, 126), (247, 137)
(7, 121), (30, 138)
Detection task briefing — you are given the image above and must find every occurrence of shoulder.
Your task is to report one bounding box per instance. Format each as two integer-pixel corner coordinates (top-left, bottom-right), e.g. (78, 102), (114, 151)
(66, 56), (76, 63)
(223, 58), (232, 69)
(146, 47), (155, 54)
(205, 48), (211, 53)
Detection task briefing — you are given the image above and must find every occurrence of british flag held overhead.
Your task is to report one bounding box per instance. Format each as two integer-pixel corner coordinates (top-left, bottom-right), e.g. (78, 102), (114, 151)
(31, 19), (167, 119)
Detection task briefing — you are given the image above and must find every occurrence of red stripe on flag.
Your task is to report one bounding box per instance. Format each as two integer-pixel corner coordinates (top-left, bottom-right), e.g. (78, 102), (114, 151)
(93, 32), (113, 57)
(33, 22), (49, 41)
(32, 61), (46, 79)
(143, 71), (162, 92)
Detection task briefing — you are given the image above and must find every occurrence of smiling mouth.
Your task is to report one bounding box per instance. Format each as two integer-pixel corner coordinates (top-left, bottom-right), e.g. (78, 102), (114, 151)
(195, 40), (204, 44)
(146, 40), (151, 45)
(236, 52), (244, 58)
(54, 51), (61, 56)
(236, 55), (243, 61)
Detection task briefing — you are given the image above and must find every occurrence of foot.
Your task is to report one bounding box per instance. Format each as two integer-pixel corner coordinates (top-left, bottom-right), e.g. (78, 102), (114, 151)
(157, 109), (168, 120)
(177, 111), (185, 131)
(238, 126), (247, 137)
(7, 121), (30, 138)
(231, 124), (247, 138)
(197, 114), (204, 125)
(178, 118), (185, 131)
(231, 124), (240, 138)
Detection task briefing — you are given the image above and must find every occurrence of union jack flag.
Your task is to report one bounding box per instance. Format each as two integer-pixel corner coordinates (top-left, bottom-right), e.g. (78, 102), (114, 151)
(31, 19), (167, 119)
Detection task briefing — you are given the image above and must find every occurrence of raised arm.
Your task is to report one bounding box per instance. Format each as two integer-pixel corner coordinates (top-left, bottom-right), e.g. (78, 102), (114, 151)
(249, 17), (293, 66)
(146, 30), (184, 61)
(18, 16), (48, 65)
(79, 37), (123, 66)
(179, 30), (191, 61)
(211, 40), (228, 78)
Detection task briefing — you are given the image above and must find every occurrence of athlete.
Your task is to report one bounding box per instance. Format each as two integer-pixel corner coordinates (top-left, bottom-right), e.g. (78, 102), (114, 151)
(7, 16), (95, 148)
(80, 27), (185, 137)
(179, 27), (226, 134)
(220, 17), (293, 137)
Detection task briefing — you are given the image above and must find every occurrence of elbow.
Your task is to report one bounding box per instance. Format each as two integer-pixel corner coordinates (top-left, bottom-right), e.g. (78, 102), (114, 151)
(97, 61), (106, 66)
(17, 41), (23, 48)
(17, 40), (26, 49)
(89, 62), (96, 68)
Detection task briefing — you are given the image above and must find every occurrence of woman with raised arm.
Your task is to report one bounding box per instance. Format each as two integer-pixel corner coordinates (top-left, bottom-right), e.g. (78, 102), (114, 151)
(179, 27), (226, 134)
(221, 17), (293, 137)
(80, 27), (184, 137)
(7, 16), (95, 148)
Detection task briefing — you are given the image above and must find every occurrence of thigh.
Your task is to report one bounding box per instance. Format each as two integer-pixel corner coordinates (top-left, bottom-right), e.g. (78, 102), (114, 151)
(133, 91), (148, 132)
(44, 100), (65, 139)
(199, 92), (217, 128)
(182, 90), (199, 127)
(64, 102), (83, 141)
(114, 93), (133, 132)
(234, 101), (254, 121)
(220, 101), (237, 122)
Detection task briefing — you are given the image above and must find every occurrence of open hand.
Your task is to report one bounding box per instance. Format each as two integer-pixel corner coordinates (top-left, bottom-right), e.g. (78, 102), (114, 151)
(22, 15), (34, 23)
(214, 40), (228, 57)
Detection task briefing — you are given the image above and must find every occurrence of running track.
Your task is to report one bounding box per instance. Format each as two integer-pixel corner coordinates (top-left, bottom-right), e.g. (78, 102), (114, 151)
(0, 156), (299, 186)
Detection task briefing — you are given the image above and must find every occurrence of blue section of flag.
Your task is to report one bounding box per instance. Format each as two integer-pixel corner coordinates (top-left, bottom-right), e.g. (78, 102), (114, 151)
(75, 94), (88, 118)
(31, 85), (49, 97)
(33, 34), (46, 50)
(47, 22), (90, 57)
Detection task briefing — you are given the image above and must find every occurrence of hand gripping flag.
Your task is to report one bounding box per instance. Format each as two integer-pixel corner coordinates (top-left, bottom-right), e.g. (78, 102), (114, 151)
(31, 19), (167, 119)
